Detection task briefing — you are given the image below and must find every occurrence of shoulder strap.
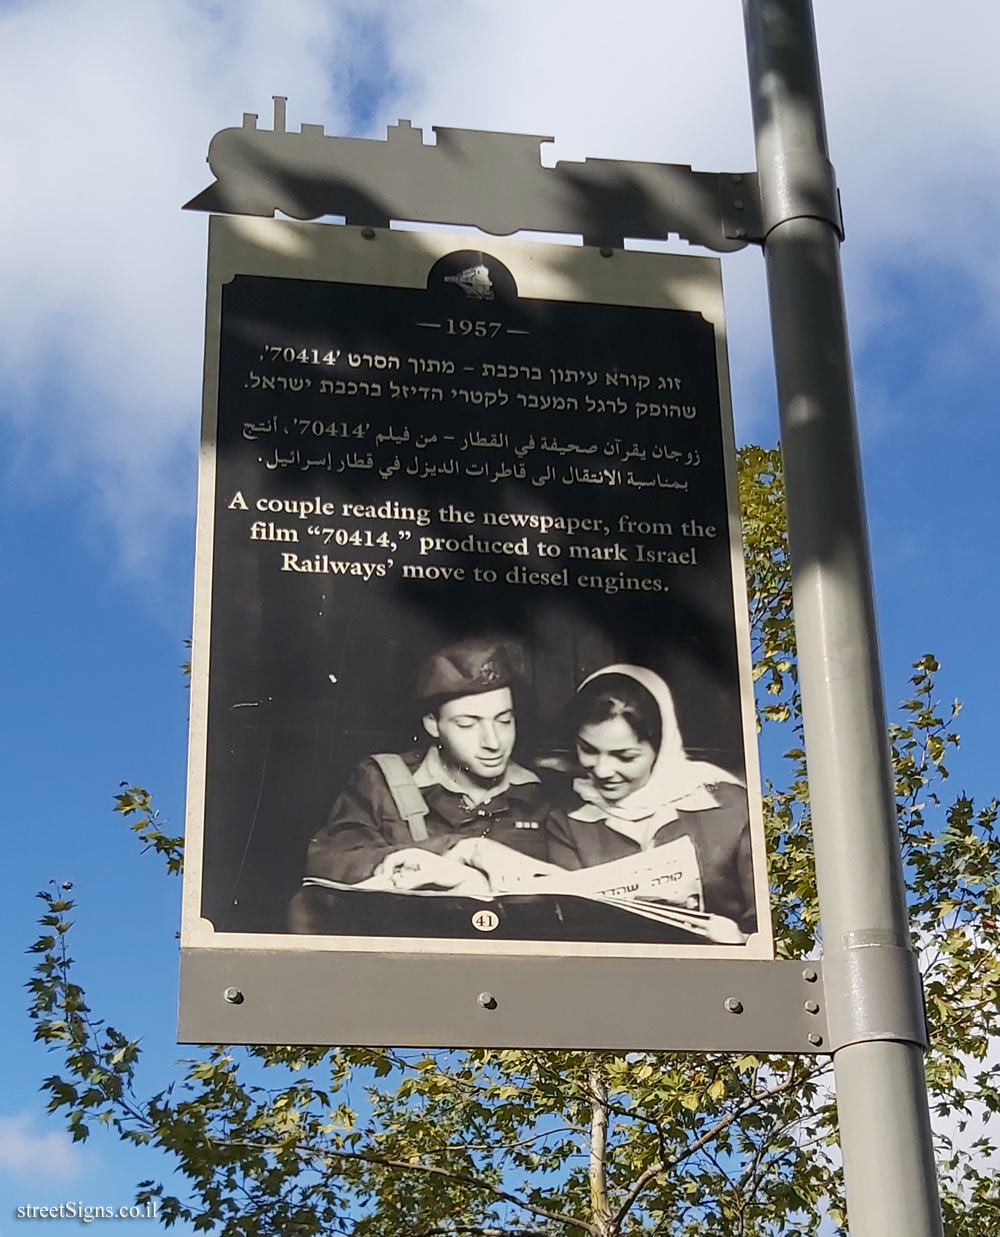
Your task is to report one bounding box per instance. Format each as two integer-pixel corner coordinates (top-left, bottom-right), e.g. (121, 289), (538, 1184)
(370, 753), (430, 843)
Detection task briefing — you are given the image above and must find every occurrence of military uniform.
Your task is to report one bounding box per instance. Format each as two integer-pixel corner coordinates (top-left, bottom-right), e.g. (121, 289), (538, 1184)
(302, 748), (549, 885)
(287, 637), (554, 936)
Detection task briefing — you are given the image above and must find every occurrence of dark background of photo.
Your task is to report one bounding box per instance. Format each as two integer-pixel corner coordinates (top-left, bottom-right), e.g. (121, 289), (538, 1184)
(198, 255), (752, 936)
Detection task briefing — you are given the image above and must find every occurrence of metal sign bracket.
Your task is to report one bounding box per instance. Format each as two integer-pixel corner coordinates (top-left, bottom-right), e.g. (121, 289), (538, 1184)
(184, 97), (767, 252)
(179, 951), (832, 1054)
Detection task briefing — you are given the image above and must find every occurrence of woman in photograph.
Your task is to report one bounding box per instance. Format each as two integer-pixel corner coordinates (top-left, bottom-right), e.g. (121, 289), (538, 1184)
(546, 664), (757, 935)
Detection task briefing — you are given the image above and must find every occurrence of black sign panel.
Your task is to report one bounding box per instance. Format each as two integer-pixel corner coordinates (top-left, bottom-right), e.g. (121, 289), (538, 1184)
(186, 223), (770, 963)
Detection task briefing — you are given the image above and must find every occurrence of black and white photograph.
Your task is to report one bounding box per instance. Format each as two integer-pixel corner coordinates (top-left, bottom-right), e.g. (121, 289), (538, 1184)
(184, 221), (772, 958)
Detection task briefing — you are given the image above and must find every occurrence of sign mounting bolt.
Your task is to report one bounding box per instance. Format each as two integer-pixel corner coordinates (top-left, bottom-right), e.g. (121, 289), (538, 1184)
(477, 992), (498, 1010)
(223, 987), (244, 1005)
(724, 997), (743, 1014)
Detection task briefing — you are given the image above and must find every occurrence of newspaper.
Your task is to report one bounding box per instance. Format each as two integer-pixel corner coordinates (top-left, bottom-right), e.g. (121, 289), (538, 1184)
(525, 835), (703, 905)
(524, 837), (745, 941)
(301, 836), (745, 942)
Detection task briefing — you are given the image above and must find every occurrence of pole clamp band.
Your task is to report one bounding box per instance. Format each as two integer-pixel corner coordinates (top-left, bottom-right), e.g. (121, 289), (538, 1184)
(758, 151), (844, 241)
(823, 945), (928, 1052)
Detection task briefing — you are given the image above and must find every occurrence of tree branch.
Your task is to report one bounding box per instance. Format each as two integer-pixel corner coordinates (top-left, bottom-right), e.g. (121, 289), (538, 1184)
(214, 1137), (593, 1235)
(408, 1229), (553, 1237)
(437, 1125), (581, 1155)
(610, 1071), (804, 1232)
(588, 1067), (611, 1233)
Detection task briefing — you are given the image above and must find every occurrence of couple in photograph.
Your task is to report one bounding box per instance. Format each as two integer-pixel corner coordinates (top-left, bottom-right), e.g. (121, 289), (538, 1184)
(288, 637), (755, 942)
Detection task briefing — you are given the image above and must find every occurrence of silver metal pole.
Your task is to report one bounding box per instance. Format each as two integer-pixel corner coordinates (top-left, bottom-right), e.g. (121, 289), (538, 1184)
(742, 3), (943, 1234)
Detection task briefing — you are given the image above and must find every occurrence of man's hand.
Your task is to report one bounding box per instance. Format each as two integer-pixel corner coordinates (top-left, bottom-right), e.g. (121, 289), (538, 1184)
(446, 837), (565, 893)
(367, 848), (491, 895)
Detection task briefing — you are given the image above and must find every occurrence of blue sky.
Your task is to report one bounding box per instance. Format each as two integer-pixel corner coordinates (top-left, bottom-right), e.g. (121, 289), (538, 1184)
(1, 0), (998, 1229)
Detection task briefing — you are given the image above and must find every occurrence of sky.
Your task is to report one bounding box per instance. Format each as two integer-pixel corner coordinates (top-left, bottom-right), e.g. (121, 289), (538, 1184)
(1, 0), (998, 1230)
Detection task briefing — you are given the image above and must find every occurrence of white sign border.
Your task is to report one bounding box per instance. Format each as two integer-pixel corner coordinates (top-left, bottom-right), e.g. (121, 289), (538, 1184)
(182, 217), (773, 967)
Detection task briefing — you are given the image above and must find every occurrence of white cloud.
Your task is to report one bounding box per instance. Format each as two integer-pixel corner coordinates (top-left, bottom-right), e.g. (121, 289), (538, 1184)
(0, 1112), (82, 1180)
(378, 0), (754, 166)
(374, 0), (1000, 421)
(0, 0), (368, 580)
(1, 0), (997, 581)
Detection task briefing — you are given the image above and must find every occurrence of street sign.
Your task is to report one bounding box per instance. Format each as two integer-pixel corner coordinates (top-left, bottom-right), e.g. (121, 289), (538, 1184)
(179, 217), (791, 1048)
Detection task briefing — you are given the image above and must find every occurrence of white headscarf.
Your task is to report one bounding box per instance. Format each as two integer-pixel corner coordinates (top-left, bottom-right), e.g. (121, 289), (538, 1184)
(570, 664), (743, 849)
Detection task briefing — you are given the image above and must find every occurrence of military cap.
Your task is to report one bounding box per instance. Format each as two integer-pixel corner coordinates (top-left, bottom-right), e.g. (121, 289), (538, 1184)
(417, 638), (525, 703)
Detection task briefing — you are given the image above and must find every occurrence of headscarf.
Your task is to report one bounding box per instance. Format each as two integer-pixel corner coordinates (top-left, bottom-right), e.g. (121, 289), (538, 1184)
(569, 664), (743, 849)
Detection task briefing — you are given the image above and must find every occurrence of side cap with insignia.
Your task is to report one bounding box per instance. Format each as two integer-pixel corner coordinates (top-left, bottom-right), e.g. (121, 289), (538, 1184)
(417, 638), (526, 704)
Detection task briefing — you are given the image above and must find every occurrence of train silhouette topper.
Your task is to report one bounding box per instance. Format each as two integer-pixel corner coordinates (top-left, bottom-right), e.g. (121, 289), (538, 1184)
(184, 96), (768, 252)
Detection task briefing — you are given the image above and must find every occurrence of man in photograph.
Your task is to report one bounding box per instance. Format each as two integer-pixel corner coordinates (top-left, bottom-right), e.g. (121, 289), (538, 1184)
(288, 638), (559, 930)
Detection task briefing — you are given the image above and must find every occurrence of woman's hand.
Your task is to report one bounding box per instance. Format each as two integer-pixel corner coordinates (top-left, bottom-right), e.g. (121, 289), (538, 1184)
(702, 914), (746, 945)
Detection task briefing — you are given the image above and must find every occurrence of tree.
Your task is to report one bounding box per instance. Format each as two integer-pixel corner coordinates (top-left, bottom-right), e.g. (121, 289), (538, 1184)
(27, 447), (1000, 1236)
